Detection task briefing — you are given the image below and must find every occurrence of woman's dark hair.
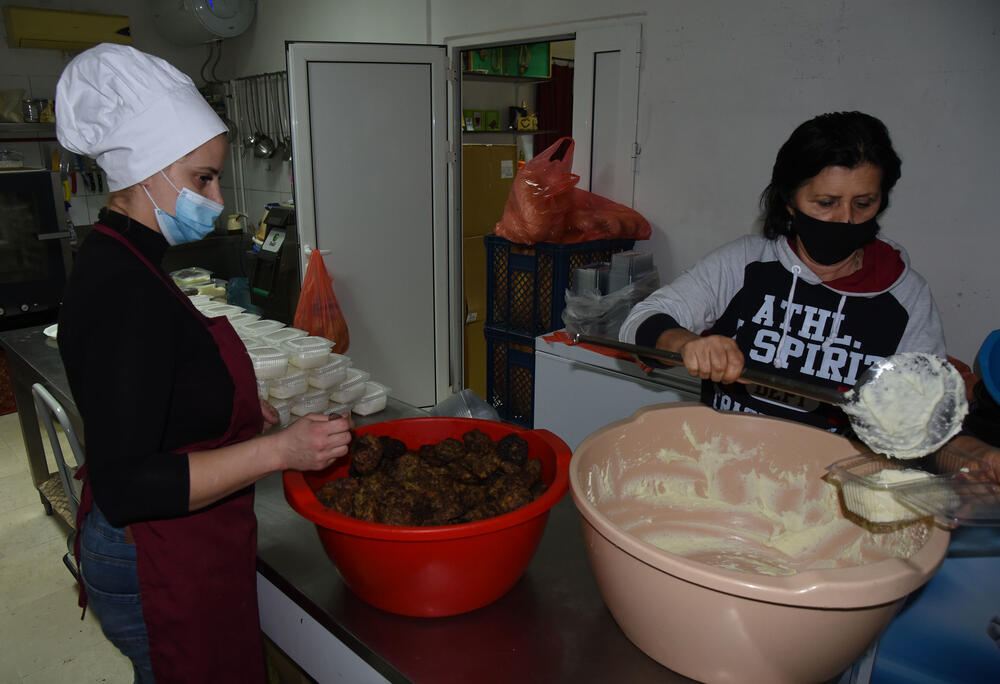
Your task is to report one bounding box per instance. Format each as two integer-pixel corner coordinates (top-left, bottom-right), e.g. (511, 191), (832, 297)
(759, 111), (902, 239)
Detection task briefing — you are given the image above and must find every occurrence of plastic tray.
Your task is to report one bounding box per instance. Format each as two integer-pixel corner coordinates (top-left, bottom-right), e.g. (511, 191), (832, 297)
(827, 450), (1000, 527)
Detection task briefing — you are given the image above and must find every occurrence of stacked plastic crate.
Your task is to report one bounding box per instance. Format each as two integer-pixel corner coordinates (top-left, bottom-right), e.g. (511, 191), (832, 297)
(483, 234), (636, 427)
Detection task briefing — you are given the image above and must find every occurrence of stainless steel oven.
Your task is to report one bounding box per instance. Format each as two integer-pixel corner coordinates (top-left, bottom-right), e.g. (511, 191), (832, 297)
(0, 169), (73, 331)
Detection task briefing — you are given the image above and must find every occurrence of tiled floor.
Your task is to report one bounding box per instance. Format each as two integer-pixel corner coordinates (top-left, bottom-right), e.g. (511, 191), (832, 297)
(0, 411), (132, 683)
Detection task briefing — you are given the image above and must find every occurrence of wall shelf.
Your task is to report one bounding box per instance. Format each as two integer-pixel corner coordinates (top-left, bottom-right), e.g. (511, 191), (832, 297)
(462, 73), (550, 85)
(0, 122), (57, 142)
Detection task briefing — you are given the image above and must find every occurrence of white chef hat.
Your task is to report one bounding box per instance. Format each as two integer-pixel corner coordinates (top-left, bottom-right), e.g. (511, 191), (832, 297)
(56, 43), (227, 192)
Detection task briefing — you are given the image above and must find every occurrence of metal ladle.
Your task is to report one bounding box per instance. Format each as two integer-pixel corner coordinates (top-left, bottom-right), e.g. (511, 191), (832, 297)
(241, 80), (258, 150)
(571, 333), (967, 459)
(251, 78), (276, 159)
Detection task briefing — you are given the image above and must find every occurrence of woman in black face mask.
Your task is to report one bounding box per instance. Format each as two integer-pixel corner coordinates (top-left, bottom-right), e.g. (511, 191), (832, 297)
(619, 111), (949, 435)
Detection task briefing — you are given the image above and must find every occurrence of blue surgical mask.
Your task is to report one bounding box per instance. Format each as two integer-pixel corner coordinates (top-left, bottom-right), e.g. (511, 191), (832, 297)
(142, 171), (223, 245)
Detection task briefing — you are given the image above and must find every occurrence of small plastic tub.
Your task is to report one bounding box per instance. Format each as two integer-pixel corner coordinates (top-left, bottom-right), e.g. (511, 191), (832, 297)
(269, 369), (309, 399)
(291, 388), (330, 416)
(330, 368), (370, 403)
(826, 454), (934, 524)
(307, 354), (352, 389)
(268, 396), (293, 427)
(323, 401), (353, 418)
(286, 336), (334, 369)
(201, 303), (245, 319)
(248, 346), (289, 380)
(229, 312), (262, 328)
(261, 327), (308, 348)
(171, 267), (212, 288)
(256, 378), (270, 400)
(352, 381), (390, 416)
(240, 319), (286, 339)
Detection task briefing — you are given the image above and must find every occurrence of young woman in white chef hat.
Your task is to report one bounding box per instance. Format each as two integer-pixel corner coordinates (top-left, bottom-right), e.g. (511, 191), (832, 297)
(55, 43), (352, 683)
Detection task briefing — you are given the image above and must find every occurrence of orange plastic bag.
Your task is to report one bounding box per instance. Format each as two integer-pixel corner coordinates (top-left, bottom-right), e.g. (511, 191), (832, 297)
(494, 137), (651, 245)
(293, 250), (350, 353)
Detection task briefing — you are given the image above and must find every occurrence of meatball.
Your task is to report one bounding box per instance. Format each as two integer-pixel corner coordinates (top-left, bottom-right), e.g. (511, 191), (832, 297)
(433, 437), (467, 464)
(349, 433), (383, 476)
(496, 433), (529, 465)
(378, 435), (408, 461)
(462, 429), (493, 454)
(315, 478), (359, 515)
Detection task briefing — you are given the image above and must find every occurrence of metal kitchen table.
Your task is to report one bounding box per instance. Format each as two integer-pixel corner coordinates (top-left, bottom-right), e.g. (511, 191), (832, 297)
(1, 324), (695, 683)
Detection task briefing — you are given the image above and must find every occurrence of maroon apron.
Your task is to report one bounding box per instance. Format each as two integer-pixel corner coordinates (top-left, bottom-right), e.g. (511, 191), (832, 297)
(75, 224), (266, 683)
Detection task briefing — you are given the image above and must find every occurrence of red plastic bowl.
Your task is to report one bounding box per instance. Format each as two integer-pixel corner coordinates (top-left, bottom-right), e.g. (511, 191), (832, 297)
(282, 417), (571, 617)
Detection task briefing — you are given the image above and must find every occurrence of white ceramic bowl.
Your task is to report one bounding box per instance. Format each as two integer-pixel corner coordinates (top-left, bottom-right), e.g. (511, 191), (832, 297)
(570, 403), (949, 684)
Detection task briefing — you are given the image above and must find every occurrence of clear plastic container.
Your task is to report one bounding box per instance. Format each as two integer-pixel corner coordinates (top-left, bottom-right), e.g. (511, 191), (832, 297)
(247, 346), (289, 380)
(268, 369), (308, 399)
(330, 368), (371, 403)
(323, 401), (353, 418)
(239, 319), (286, 339)
(255, 378), (270, 400)
(307, 354), (352, 389)
(201, 303), (245, 319)
(352, 381), (390, 416)
(268, 396), (293, 427)
(285, 336), (334, 369)
(188, 294), (212, 306)
(827, 450), (1000, 527)
(171, 267), (212, 288)
(291, 388), (330, 416)
(228, 312), (262, 328)
(260, 327), (308, 348)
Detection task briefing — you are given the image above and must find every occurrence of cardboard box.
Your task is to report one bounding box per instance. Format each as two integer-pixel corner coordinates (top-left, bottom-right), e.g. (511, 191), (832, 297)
(463, 235), (489, 395)
(462, 144), (517, 238)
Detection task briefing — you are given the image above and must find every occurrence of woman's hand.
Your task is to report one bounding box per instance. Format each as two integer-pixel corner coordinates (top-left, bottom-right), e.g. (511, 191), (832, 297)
(947, 435), (1000, 483)
(276, 413), (353, 472)
(260, 399), (279, 430)
(659, 330), (744, 384)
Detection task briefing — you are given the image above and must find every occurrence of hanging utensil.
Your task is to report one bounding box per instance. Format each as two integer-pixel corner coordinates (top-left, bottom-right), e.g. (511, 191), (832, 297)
(252, 75), (276, 159)
(241, 79), (257, 149)
(279, 72), (292, 162)
(571, 333), (967, 459)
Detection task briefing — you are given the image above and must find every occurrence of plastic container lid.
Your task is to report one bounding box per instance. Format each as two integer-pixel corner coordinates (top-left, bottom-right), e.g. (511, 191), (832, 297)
(827, 451), (1000, 527)
(285, 336), (334, 369)
(247, 346), (289, 380)
(261, 327), (308, 348)
(323, 401), (353, 417)
(306, 354), (352, 389)
(239, 319), (286, 338)
(229, 312), (262, 328)
(268, 369), (309, 399)
(200, 303), (245, 319)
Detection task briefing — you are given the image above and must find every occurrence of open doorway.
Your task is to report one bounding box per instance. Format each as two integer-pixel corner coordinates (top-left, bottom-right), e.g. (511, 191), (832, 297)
(458, 39), (575, 399)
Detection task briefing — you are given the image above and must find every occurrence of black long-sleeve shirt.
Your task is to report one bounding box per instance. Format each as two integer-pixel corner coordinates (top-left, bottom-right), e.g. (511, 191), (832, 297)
(58, 211), (235, 527)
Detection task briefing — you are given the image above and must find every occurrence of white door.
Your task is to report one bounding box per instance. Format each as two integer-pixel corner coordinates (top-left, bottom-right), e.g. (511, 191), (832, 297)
(571, 24), (642, 206)
(287, 42), (452, 409)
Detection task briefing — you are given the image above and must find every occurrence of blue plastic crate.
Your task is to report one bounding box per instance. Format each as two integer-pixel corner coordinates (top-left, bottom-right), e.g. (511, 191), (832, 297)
(485, 234), (636, 337)
(484, 325), (535, 428)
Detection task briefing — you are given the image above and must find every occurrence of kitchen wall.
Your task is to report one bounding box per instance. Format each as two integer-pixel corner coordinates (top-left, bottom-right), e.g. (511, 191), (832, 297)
(4, 0), (996, 364)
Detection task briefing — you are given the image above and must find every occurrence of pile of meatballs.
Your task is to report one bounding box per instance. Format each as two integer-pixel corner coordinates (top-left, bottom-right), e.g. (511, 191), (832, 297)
(315, 429), (546, 526)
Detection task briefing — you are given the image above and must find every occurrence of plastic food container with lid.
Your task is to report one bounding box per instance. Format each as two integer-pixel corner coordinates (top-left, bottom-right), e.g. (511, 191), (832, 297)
(323, 401), (353, 418)
(307, 354), (352, 389)
(330, 368), (370, 403)
(171, 267), (212, 288)
(188, 294), (212, 306)
(200, 303), (245, 319)
(239, 319), (286, 339)
(228, 312), (262, 328)
(255, 378), (270, 400)
(268, 396), (293, 427)
(352, 381), (390, 416)
(248, 346), (289, 380)
(268, 369), (309, 400)
(260, 327), (308, 349)
(291, 388), (330, 416)
(286, 336), (334, 369)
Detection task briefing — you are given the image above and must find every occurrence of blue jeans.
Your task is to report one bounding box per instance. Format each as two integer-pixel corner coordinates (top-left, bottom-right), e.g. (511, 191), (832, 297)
(79, 505), (155, 684)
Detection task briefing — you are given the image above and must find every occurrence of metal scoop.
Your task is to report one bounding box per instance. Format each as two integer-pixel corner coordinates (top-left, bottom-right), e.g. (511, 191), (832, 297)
(571, 333), (968, 459)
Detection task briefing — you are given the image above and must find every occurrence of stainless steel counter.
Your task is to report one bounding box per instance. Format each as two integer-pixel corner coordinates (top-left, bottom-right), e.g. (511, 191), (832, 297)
(2, 324), (694, 684)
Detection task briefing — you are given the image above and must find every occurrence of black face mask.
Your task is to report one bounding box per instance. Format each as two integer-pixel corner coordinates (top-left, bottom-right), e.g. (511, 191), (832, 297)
(790, 209), (879, 266)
